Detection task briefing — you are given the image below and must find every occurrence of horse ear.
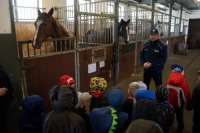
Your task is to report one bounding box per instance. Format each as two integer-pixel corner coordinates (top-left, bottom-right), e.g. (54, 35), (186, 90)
(48, 7), (54, 17)
(120, 19), (124, 23)
(126, 19), (130, 24)
(38, 9), (42, 16)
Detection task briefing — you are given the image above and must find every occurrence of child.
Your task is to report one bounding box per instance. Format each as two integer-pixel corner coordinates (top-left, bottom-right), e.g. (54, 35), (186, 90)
(44, 85), (87, 133)
(106, 87), (129, 132)
(132, 87), (157, 122)
(59, 74), (76, 88)
(186, 70), (200, 133)
(126, 119), (163, 133)
(122, 81), (147, 117)
(166, 64), (190, 133)
(90, 106), (122, 133)
(73, 92), (91, 132)
(155, 85), (174, 133)
(20, 95), (45, 133)
(89, 77), (108, 111)
(60, 75), (91, 132)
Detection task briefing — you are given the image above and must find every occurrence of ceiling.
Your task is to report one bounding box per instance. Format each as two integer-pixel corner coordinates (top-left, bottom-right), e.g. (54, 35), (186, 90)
(132, 0), (199, 10)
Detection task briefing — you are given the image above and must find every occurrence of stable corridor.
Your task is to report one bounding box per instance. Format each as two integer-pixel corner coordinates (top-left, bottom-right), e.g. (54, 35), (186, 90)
(116, 49), (200, 133)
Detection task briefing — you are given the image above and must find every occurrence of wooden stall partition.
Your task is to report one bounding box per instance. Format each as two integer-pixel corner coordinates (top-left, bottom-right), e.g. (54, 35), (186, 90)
(167, 36), (186, 56)
(23, 52), (76, 111)
(79, 45), (114, 92)
(119, 43), (136, 80)
(135, 41), (146, 73)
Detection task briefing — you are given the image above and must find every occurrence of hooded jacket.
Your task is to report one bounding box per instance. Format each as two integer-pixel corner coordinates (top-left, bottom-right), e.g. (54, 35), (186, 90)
(44, 85), (87, 133)
(132, 99), (157, 122)
(20, 95), (45, 133)
(166, 72), (190, 108)
(126, 119), (163, 133)
(186, 83), (200, 133)
(106, 88), (129, 132)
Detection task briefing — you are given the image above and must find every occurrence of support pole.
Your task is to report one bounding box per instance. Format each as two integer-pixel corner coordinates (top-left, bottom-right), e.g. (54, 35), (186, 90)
(168, 2), (173, 37)
(179, 6), (183, 35)
(74, 0), (80, 90)
(134, 5), (138, 74)
(113, 0), (119, 85)
(151, 0), (155, 29)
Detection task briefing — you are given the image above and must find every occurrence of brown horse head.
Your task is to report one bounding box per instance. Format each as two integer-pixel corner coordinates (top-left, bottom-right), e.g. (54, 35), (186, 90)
(32, 7), (71, 49)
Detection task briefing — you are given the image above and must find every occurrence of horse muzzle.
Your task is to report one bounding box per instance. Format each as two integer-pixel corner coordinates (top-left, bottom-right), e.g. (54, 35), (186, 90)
(32, 42), (41, 49)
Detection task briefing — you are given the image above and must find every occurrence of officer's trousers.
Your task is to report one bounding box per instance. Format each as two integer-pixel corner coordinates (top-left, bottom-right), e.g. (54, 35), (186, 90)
(143, 70), (162, 89)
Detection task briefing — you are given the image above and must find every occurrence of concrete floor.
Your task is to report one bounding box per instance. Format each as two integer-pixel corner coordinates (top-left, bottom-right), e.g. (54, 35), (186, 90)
(115, 49), (200, 133)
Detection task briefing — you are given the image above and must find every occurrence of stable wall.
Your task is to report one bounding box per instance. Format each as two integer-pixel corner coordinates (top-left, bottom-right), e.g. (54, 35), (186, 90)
(42, 0), (66, 11)
(0, 0), (22, 103)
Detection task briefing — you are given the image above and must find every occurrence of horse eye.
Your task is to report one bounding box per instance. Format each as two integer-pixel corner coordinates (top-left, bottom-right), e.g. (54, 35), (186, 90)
(42, 23), (47, 26)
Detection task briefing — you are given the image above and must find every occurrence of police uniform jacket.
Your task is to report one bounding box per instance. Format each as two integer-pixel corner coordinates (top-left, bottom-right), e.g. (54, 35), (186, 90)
(140, 39), (167, 72)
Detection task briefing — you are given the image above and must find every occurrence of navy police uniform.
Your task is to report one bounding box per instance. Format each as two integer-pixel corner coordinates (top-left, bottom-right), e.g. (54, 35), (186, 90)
(140, 30), (167, 89)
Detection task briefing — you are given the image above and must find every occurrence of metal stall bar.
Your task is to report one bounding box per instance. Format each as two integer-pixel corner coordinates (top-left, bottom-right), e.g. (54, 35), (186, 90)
(74, 0), (80, 90)
(168, 2), (174, 37)
(179, 6), (183, 35)
(135, 5), (138, 74)
(151, 0), (155, 29)
(113, 0), (119, 85)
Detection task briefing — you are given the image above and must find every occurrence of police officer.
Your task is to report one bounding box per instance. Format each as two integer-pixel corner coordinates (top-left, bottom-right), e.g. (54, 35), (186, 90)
(140, 29), (167, 89)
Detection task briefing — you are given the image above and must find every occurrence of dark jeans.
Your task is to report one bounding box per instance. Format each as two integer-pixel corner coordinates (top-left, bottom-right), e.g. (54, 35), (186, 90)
(143, 70), (162, 89)
(174, 106), (184, 133)
(175, 92), (185, 133)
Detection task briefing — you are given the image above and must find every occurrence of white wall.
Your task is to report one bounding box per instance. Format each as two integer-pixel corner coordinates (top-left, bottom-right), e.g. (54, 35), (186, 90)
(42, 0), (66, 11)
(189, 9), (200, 19)
(0, 0), (11, 33)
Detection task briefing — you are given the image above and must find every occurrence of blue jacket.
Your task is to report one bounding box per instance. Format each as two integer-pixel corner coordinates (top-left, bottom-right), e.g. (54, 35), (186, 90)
(140, 40), (167, 72)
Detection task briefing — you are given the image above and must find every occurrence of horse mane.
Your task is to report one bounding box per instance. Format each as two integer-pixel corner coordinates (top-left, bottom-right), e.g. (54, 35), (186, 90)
(50, 16), (69, 37)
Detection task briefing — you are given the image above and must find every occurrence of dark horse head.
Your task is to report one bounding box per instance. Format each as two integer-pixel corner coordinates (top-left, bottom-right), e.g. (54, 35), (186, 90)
(119, 19), (130, 43)
(32, 7), (73, 49)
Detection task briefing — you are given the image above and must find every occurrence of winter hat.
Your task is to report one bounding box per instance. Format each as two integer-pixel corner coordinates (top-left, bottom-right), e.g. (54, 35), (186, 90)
(90, 77), (107, 98)
(171, 64), (184, 73)
(129, 81), (147, 91)
(90, 107), (118, 133)
(155, 85), (169, 101)
(106, 87), (124, 112)
(126, 119), (163, 133)
(22, 95), (45, 115)
(128, 81), (147, 96)
(49, 85), (78, 112)
(59, 75), (75, 86)
(75, 92), (91, 108)
(135, 89), (156, 101)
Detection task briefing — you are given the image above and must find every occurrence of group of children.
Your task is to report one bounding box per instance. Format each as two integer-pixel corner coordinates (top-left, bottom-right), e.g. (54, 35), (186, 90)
(18, 64), (200, 133)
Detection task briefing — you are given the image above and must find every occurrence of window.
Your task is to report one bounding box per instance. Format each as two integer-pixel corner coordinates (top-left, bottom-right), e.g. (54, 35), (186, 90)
(67, 0), (90, 6)
(107, 3), (114, 14)
(119, 4), (125, 20)
(12, 0), (42, 21)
